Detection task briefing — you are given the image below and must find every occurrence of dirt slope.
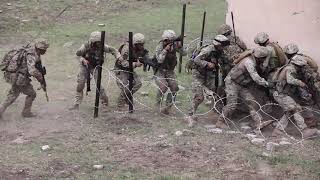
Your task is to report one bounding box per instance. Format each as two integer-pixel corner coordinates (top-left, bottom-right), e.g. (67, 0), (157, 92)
(226, 0), (320, 63)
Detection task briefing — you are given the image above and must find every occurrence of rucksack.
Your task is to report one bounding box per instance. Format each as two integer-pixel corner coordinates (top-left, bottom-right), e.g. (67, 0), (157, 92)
(0, 47), (28, 72)
(269, 42), (288, 66)
(233, 49), (254, 64)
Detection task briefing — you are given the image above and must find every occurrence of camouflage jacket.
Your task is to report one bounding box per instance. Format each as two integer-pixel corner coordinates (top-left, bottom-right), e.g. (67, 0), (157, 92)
(115, 43), (151, 70)
(155, 41), (187, 71)
(76, 41), (121, 67)
(276, 64), (305, 94)
(224, 34), (247, 61)
(229, 56), (268, 87)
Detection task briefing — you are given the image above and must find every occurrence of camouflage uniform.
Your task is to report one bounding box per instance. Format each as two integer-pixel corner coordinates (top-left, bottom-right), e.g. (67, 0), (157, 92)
(155, 30), (187, 112)
(218, 24), (247, 78)
(188, 35), (229, 117)
(114, 33), (151, 107)
(72, 32), (121, 109)
(0, 39), (49, 117)
(218, 47), (269, 128)
(273, 56), (308, 132)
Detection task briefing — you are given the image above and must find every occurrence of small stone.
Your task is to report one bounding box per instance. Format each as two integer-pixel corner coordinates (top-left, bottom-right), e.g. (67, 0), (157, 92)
(140, 91), (149, 96)
(279, 141), (292, 146)
(246, 134), (257, 140)
(262, 152), (271, 157)
(21, 19), (30, 23)
(93, 165), (104, 170)
(7, 3), (12, 6)
(251, 138), (265, 145)
(207, 128), (223, 134)
(241, 125), (251, 131)
(266, 142), (279, 151)
(63, 41), (74, 48)
(12, 137), (28, 144)
(226, 131), (239, 134)
(178, 85), (185, 91)
(0, 10), (3, 13)
(204, 125), (216, 129)
(98, 23), (105, 27)
(204, 100), (212, 106)
(88, 19), (94, 23)
(41, 145), (50, 151)
(210, 147), (216, 152)
(175, 131), (183, 136)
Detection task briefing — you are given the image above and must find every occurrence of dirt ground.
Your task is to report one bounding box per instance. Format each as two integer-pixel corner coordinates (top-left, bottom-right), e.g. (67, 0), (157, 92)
(0, 0), (320, 179)
(226, 0), (320, 62)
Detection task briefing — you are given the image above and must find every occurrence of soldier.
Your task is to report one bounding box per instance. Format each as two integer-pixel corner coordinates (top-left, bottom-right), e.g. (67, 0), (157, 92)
(69, 31), (122, 110)
(155, 30), (187, 114)
(254, 32), (287, 79)
(217, 24), (247, 65)
(185, 35), (229, 127)
(216, 47), (270, 129)
(0, 38), (49, 118)
(271, 53), (319, 138)
(114, 33), (151, 110)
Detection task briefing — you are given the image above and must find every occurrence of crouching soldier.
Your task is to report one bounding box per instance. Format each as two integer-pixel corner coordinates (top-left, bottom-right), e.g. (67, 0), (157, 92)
(217, 47), (270, 129)
(69, 31), (122, 110)
(186, 35), (229, 127)
(114, 33), (152, 110)
(0, 38), (49, 118)
(272, 45), (319, 138)
(155, 30), (187, 114)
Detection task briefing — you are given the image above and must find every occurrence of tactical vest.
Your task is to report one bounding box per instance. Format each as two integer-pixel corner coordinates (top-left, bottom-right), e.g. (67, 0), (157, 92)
(229, 56), (256, 86)
(115, 43), (147, 71)
(275, 65), (302, 95)
(159, 48), (177, 71)
(1, 46), (29, 72)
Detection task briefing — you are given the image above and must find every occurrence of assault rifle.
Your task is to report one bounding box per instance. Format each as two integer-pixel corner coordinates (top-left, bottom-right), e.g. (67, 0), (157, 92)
(35, 61), (49, 102)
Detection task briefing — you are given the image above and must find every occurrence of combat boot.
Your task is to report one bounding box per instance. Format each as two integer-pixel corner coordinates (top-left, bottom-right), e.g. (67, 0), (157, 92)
(302, 128), (319, 139)
(21, 111), (36, 118)
(160, 106), (171, 115)
(0, 105), (4, 119)
(215, 118), (230, 129)
(68, 104), (79, 111)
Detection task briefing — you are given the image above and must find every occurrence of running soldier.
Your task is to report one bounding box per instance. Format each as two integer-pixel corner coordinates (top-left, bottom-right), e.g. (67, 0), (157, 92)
(0, 38), (49, 118)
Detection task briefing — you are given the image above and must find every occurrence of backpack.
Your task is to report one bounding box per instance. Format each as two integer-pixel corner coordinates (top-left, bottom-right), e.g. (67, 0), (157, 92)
(233, 49), (254, 64)
(297, 53), (318, 71)
(269, 42), (288, 66)
(0, 47), (28, 72)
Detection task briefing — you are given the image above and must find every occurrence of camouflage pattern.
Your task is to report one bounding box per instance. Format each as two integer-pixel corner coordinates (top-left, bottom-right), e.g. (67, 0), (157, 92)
(220, 56), (268, 125)
(188, 44), (220, 115)
(162, 30), (177, 41)
(254, 32), (269, 44)
(217, 24), (232, 35)
(0, 45), (44, 116)
(35, 38), (49, 50)
(114, 43), (149, 107)
(155, 41), (187, 108)
(283, 43), (299, 55)
(273, 61), (308, 130)
(73, 41), (121, 106)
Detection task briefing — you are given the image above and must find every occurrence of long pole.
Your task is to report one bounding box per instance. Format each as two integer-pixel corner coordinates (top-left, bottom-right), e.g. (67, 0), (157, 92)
(200, 11), (206, 46)
(94, 31), (105, 118)
(128, 32), (134, 113)
(231, 11), (237, 44)
(178, 4), (186, 73)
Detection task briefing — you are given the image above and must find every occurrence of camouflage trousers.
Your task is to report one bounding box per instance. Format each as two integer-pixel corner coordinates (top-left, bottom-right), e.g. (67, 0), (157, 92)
(114, 70), (142, 107)
(273, 91), (307, 130)
(221, 76), (262, 123)
(0, 72), (36, 115)
(155, 69), (179, 107)
(74, 64), (108, 105)
(188, 69), (217, 115)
